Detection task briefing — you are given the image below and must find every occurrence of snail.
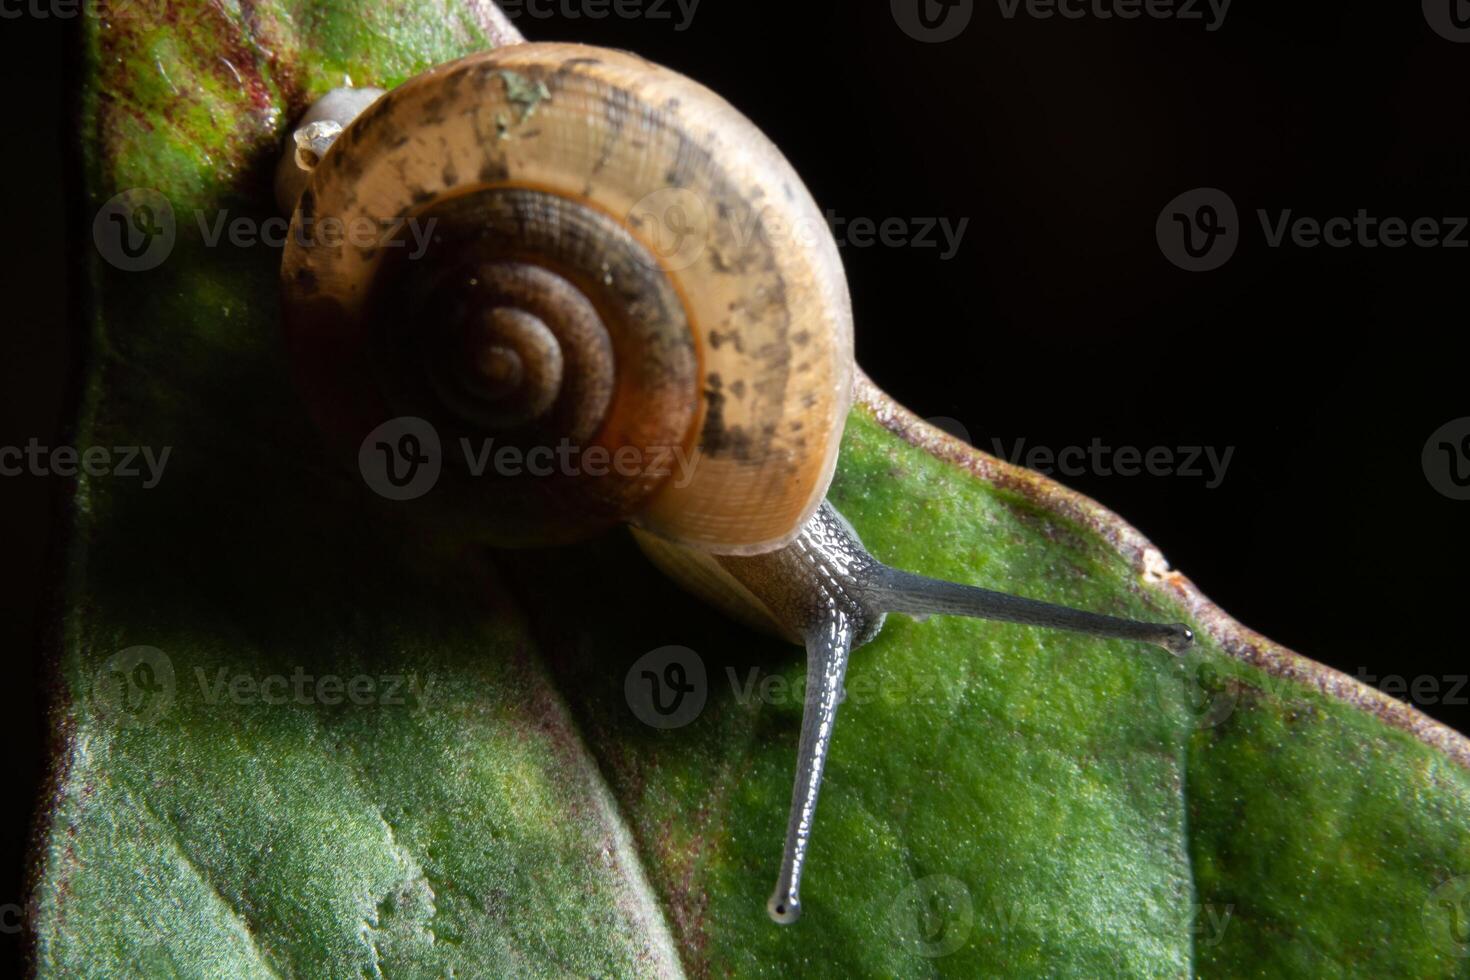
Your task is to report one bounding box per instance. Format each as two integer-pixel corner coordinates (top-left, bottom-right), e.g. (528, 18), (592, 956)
(276, 42), (1194, 925)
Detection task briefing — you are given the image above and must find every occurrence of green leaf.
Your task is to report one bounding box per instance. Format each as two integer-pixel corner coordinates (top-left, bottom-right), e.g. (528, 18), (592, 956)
(35, 2), (1470, 976)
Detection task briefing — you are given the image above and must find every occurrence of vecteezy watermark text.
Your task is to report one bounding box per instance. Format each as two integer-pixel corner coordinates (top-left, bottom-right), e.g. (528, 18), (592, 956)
(195, 211), (436, 258)
(0, 440), (170, 488)
(1158, 187), (1470, 271)
(91, 646), (437, 727)
(5, 0), (704, 30)
(195, 667), (435, 707)
(886, 873), (1234, 958)
(93, 188), (439, 272)
(995, 0), (1231, 31)
(1351, 670), (1469, 707)
(989, 437), (1235, 488)
(628, 188), (970, 272)
(826, 212), (970, 260)
(624, 647), (973, 729)
(497, 0), (701, 30)
(891, 0), (1228, 42)
(360, 416), (700, 502)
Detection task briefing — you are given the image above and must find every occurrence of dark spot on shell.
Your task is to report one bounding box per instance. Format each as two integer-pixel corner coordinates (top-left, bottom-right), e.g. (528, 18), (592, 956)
(700, 374), (728, 455)
(293, 265), (318, 293)
(594, 87), (633, 175)
(662, 131), (708, 189)
(792, 330), (811, 346)
(730, 380), (746, 398)
(479, 158), (510, 182)
(442, 161), (459, 186)
(708, 329), (744, 353)
(410, 187), (436, 206)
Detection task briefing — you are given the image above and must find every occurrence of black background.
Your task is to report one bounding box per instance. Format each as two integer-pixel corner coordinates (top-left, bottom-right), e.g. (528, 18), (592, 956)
(1, 0), (1467, 968)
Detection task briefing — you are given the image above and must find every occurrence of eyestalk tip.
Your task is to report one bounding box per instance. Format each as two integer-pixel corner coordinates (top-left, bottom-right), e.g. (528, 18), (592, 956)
(1158, 623), (1195, 656)
(767, 890), (802, 925)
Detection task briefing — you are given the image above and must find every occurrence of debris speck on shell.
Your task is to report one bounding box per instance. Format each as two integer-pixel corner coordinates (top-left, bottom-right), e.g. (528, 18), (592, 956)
(493, 70), (551, 123)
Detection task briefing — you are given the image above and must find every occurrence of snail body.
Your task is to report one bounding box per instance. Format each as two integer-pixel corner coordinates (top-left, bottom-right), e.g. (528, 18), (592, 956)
(279, 42), (1191, 925)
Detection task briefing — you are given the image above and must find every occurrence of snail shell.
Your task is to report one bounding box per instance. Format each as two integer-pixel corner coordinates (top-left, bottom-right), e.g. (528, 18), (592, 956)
(281, 43), (853, 554)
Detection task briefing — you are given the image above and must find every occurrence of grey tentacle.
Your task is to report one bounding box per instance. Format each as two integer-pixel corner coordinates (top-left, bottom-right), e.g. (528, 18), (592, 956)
(702, 501), (1193, 925)
(767, 609), (855, 924)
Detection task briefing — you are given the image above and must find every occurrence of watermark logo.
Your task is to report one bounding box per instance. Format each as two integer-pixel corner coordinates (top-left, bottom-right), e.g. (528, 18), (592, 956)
(892, 0), (975, 42)
(1424, 0), (1470, 42)
(625, 646), (707, 729)
(888, 875), (974, 957)
(93, 188), (175, 272)
(360, 417), (443, 501)
(93, 646), (175, 726)
(1153, 658), (1238, 729)
(1157, 187), (1239, 272)
(925, 417), (974, 446)
(1425, 875), (1470, 957)
(1423, 418), (1470, 501)
(629, 187), (713, 272)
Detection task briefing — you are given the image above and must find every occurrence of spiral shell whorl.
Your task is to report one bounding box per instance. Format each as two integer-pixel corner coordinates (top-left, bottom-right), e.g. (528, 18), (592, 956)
(367, 185), (698, 529)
